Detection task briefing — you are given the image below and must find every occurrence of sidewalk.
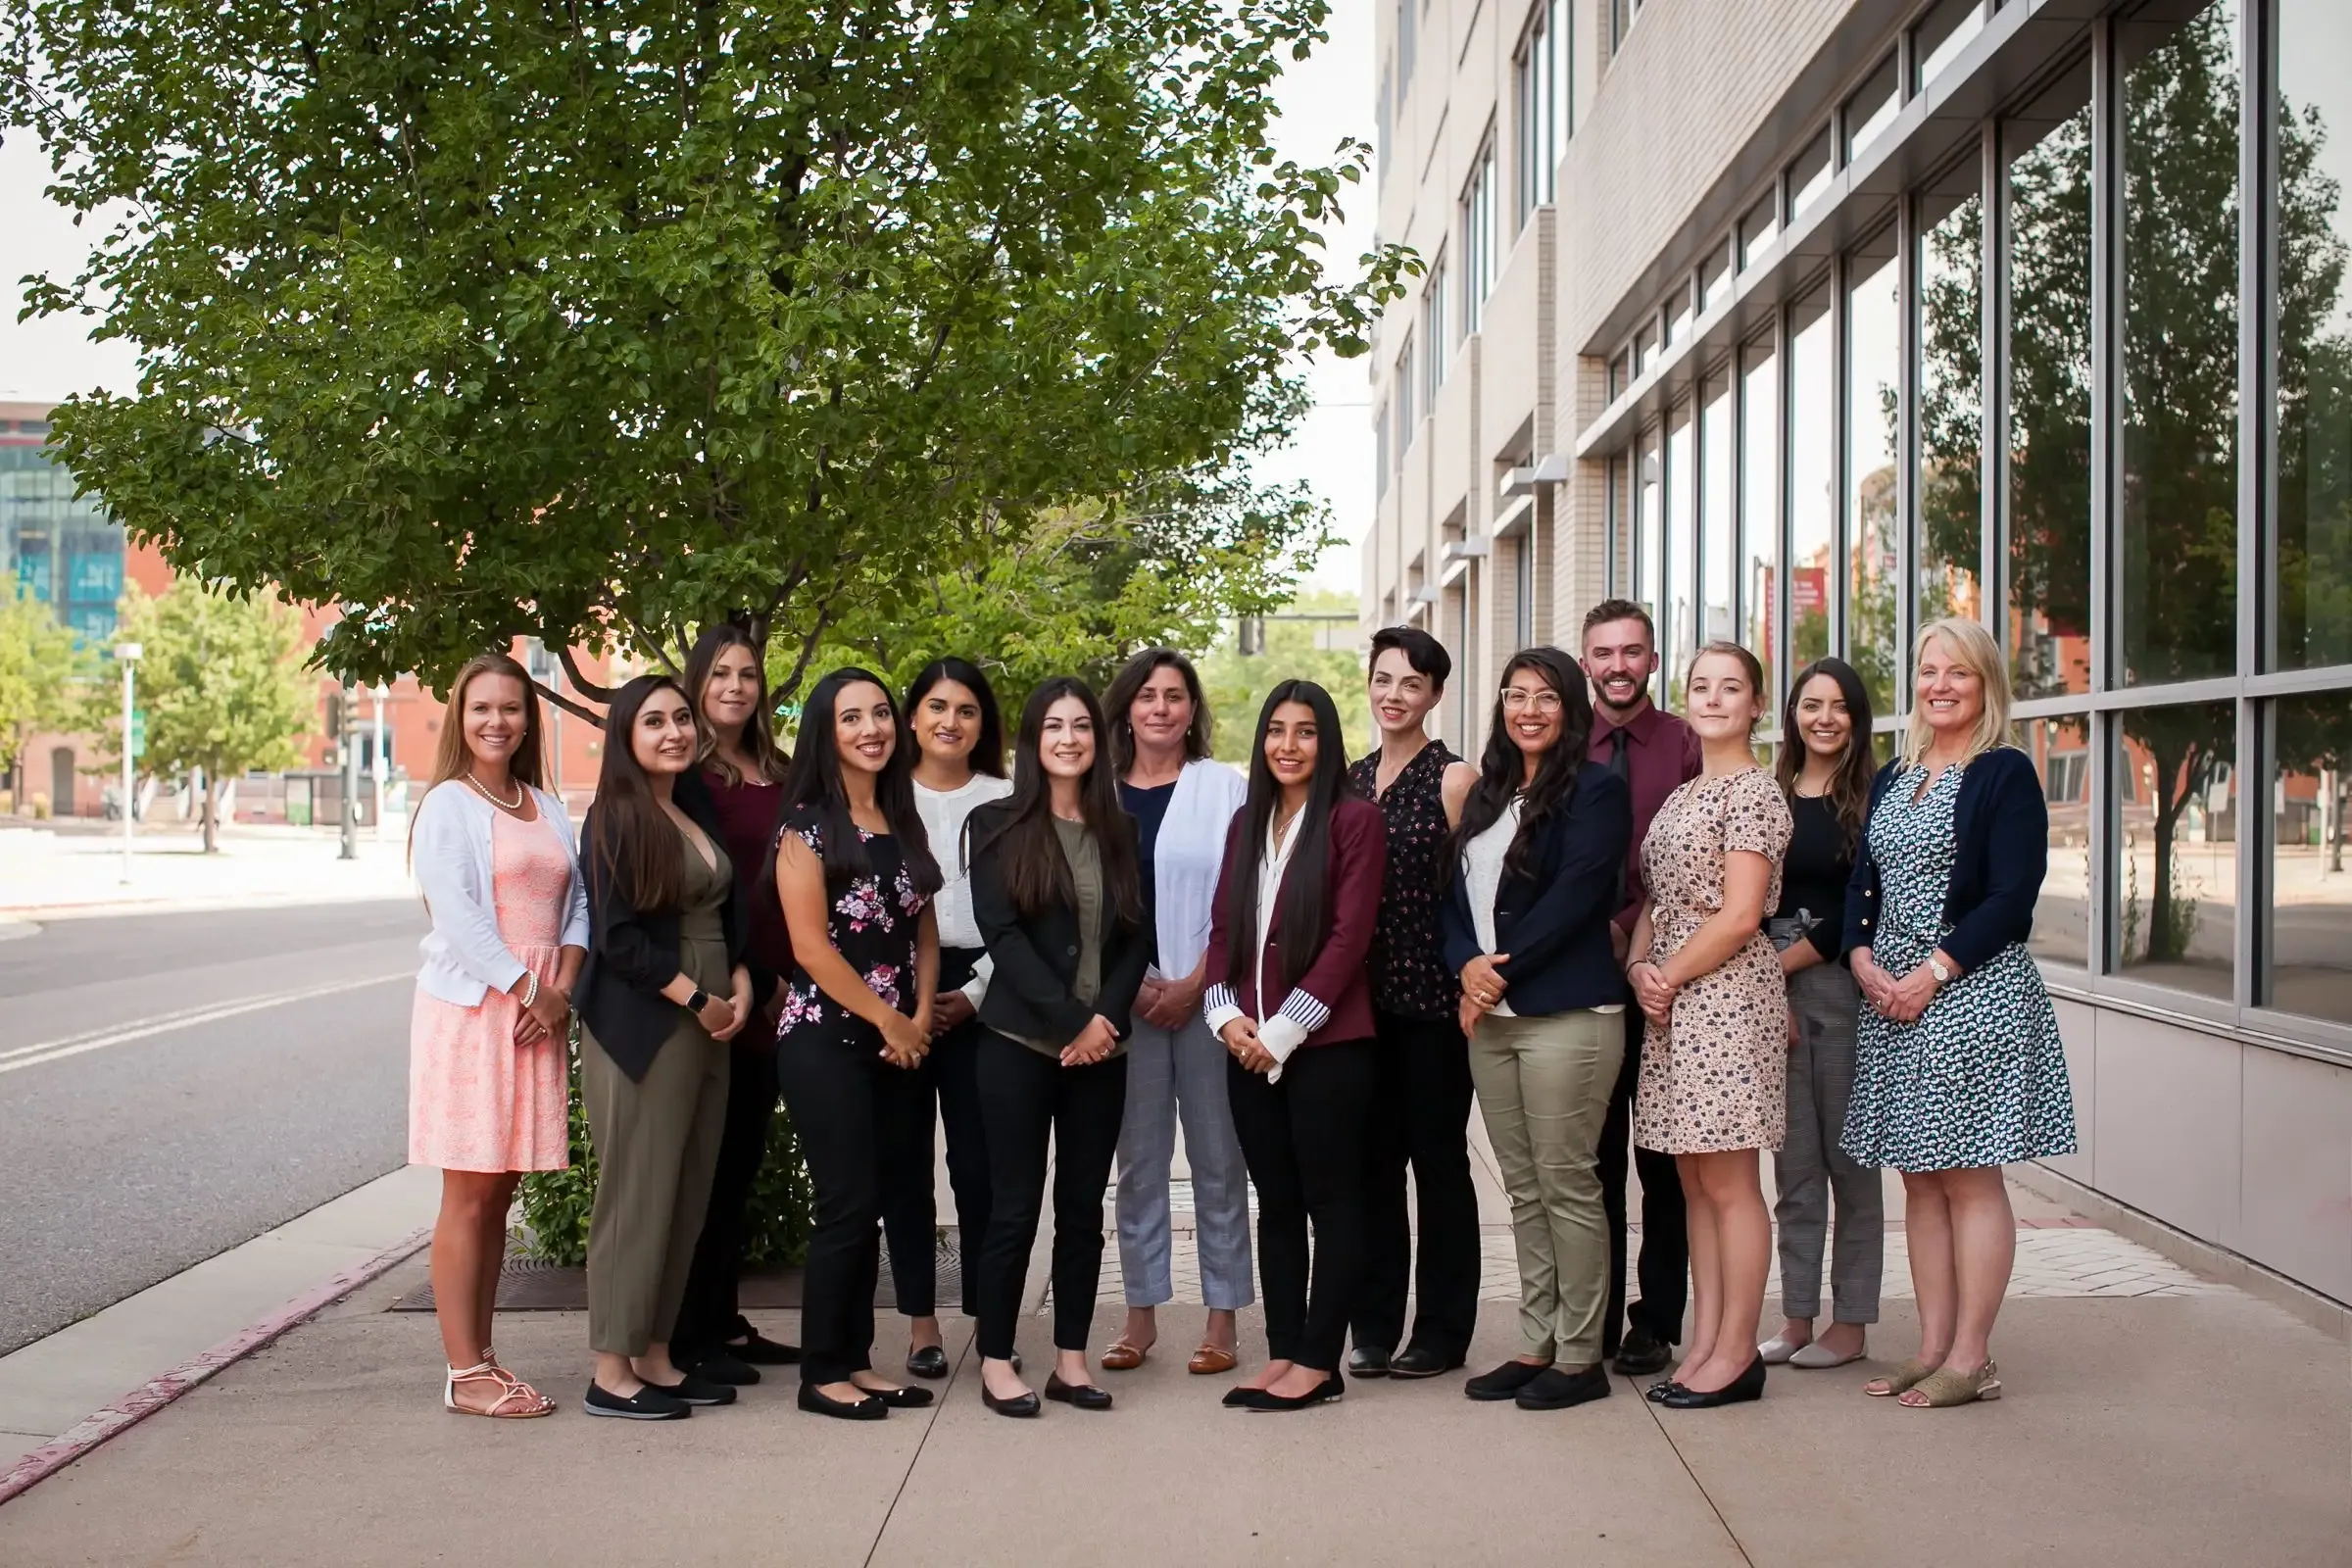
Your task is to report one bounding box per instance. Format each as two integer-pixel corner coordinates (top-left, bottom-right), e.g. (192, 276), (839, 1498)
(0, 822), (416, 921)
(0, 1146), (2343, 1564)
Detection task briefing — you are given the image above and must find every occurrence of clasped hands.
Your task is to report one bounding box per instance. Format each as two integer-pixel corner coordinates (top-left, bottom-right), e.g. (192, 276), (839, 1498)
(1136, 972), (1204, 1032)
(1626, 958), (1678, 1028)
(1853, 947), (1944, 1024)
(1218, 1015), (1279, 1074)
(512, 980), (572, 1048)
(1059, 1014), (1119, 1069)
(1456, 953), (1511, 1038)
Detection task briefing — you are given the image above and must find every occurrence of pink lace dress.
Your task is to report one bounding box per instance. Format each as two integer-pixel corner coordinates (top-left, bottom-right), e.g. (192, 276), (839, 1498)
(409, 808), (573, 1172)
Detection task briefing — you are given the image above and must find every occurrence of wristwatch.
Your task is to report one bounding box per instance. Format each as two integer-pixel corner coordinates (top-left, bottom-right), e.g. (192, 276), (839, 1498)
(687, 987), (710, 1012)
(1928, 957), (1953, 986)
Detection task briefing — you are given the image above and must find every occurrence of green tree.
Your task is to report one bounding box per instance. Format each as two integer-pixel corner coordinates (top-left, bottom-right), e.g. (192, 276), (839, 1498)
(1198, 588), (1370, 765)
(4, 1), (1409, 710)
(100, 583), (314, 852)
(0, 585), (83, 810)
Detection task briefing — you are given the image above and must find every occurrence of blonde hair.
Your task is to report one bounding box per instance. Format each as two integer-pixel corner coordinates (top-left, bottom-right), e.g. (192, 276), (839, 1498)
(1903, 616), (2014, 765)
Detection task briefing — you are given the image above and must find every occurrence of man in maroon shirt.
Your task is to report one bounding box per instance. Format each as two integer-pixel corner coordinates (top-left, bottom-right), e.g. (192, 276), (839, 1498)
(1582, 599), (1702, 1378)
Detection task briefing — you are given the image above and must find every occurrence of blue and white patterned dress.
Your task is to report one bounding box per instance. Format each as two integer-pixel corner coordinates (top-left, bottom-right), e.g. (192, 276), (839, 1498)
(1840, 760), (2078, 1173)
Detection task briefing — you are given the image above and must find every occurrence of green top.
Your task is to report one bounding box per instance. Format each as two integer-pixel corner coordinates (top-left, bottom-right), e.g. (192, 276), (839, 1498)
(1007, 816), (1109, 1058)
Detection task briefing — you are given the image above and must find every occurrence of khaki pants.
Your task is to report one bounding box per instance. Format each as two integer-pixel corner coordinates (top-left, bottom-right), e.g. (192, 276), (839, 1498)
(582, 1028), (729, 1356)
(1469, 1009), (1624, 1364)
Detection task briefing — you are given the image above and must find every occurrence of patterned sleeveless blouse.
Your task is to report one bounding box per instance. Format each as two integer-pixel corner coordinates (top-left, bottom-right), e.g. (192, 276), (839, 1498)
(1348, 739), (1462, 1021)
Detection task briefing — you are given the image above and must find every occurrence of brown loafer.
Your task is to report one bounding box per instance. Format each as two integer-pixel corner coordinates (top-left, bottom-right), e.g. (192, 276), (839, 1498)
(1187, 1345), (1238, 1376)
(1100, 1340), (1149, 1372)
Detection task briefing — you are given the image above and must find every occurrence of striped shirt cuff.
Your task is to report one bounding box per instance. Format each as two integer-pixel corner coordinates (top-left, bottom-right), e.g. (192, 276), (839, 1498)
(1273, 989), (1331, 1036)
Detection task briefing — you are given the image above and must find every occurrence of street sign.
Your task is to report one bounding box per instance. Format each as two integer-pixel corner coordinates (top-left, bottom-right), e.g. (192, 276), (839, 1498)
(128, 708), (147, 760)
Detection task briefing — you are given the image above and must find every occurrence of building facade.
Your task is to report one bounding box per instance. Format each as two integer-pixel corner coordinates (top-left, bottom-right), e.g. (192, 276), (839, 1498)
(1362, 0), (2352, 1308)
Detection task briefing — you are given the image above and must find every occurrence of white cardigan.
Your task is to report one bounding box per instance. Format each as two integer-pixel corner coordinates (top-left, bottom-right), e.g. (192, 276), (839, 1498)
(915, 772), (1016, 1005)
(412, 780), (590, 1007)
(1148, 757), (1249, 981)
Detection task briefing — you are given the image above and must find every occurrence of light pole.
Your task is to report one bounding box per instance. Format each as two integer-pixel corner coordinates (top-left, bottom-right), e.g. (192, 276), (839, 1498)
(371, 682), (390, 843)
(113, 642), (141, 884)
(338, 683), (361, 861)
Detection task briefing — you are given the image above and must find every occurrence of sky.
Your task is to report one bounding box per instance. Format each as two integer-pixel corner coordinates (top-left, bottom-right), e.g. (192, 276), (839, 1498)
(0, 13), (1378, 595)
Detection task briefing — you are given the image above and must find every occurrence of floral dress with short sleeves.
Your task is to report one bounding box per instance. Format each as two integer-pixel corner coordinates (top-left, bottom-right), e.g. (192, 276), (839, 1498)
(1632, 767), (1794, 1154)
(773, 808), (929, 1043)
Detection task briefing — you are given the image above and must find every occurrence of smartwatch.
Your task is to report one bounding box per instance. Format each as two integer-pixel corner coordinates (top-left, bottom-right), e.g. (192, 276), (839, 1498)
(687, 987), (710, 1013)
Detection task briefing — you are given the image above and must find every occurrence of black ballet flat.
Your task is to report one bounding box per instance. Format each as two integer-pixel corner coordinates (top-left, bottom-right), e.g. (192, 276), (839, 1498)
(798, 1383), (887, 1421)
(1644, 1379), (1687, 1403)
(1045, 1373), (1113, 1411)
(906, 1345), (950, 1380)
(864, 1382), (934, 1408)
(1222, 1384), (1262, 1408)
(1659, 1357), (1766, 1409)
(982, 1384), (1041, 1419)
(1244, 1374), (1346, 1412)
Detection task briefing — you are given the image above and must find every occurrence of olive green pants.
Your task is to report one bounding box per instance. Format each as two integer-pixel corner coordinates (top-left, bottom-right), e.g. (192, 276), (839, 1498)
(582, 1028), (729, 1356)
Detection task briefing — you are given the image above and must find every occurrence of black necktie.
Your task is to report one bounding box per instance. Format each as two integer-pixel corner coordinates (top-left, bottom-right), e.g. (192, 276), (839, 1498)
(1606, 726), (1631, 782)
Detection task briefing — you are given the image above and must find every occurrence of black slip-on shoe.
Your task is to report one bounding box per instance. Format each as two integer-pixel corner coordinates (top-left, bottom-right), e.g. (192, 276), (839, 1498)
(1464, 1358), (1552, 1401)
(1516, 1364), (1611, 1411)
(906, 1345), (951, 1380)
(583, 1382), (691, 1421)
(1613, 1328), (1674, 1377)
(798, 1383), (888, 1421)
(684, 1349), (760, 1387)
(1243, 1374), (1346, 1412)
(982, 1384), (1041, 1418)
(1346, 1346), (1392, 1378)
(1388, 1346), (1466, 1380)
(1044, 1373), (1113, 1411)
(647, 1373), (736, 1407)
(863, 1382), (934, 1409)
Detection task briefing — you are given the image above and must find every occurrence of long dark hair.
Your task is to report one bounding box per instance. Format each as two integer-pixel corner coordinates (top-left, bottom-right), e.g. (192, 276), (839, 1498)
(1777, 655), (1877, 858)
(1103, 648), (1213, 774)
(589, 674), (696, 914)
(780, 666), (943, 895)
(904, 658), (1007, 780)
(683, 622), (791, 785)
(1453, 647), (1594, 883)
(966, 677), (1143, 923)
(1226, 680), (1350, 997)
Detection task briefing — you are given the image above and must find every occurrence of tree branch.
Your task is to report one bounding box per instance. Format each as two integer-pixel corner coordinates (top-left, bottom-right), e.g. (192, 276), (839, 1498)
(558, 646), (615, 702)
(534, 677), (607, 728)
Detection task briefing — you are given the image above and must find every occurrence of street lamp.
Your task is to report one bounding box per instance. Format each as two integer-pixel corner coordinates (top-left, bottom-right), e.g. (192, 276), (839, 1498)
(338, 682), (361, 861)
(371, 682), (390, 843)
(113, 642), (141, 885)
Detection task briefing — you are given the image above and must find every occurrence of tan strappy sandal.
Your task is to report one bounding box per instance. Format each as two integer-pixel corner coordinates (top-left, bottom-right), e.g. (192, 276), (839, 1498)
(1899, 1360), (2001, 1408)
(1863, 1357), (1936, 1397)
(445, 1359), (556, 1418)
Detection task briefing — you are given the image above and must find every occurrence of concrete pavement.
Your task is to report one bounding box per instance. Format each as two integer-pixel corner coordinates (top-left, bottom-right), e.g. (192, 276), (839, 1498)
(0, 821), (416, 921)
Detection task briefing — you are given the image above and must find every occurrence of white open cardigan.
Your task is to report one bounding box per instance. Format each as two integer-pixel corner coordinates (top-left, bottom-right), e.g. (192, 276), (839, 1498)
(1147, 757), (1249, 982)
(411, 780), (590, 1007)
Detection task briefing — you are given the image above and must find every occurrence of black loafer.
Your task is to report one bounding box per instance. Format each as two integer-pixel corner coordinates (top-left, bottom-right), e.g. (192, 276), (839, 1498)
(906, 1345), (950, 1381)
(1346, 1346), (1392, 1378)
(729, 1330), (802, 1366)
(1388, 1346), (1464, 1380)
(583, 1381), (691, 1420)
(1613, 1328), (1674, 1377)
(647, 1373), (736, 1406)
(685, 1349), (760, 1387)
(1659, 1357), (1766, 1409)
(1644, 1379), (1687, 1403)
(1516, 1364), (1611, 1411)
(982, 1384), (1040, 1418)
(1464, 1358), (1551, 1401)
(1244, 1374), (1346, 1412)
(1045, 1373), (1113, 1411)
(864, 1382), (934, 1409)
(798, 1384), (887, 1421)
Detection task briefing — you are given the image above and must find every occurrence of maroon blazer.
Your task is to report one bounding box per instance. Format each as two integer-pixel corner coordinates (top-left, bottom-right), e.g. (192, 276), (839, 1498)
(1201, 794), (1386, 1049)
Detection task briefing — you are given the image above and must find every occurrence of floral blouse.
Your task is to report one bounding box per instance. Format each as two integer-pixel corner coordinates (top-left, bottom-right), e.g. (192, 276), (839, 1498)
(773, 808), (929, 1039)
(1348, 739), (1461, 1021)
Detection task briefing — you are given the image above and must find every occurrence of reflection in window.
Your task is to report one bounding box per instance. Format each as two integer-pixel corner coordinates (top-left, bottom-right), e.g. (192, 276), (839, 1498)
(1637, 430), (1664, 664)
(2270, 695), (2352, 1023)
(1609, 350), (1631, 400)
(1698, 245), (1731, 314)
(1701, 371), (1736, 660)
(1789, 288), (1835, 667)
(2278, 0), (2352, 670)
(2006, 101), (2093, 699)
(1740, 192), (1780, 270)
(1741, 337), (1780, 707)
(1666, 281), (1692, 347)
(2023, 716), (2092, 967)
(1847, 242), (1901, 717)
(2116, 700), (2237, 999)
(1844, 53), (1901, 163)
(1919, 190), (1984, 624)
(1915, 0), (1986, 91)
(1666, 406), (1697, 702)
(1789, 128), (1835, 219)
(2121, 3), (2239, 688)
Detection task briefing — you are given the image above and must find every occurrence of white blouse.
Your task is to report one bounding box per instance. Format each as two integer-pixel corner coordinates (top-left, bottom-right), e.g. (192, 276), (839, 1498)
(915, 772), (1015, 1004)
(1462, 799), (1521, 1018)
(1202, 810), (1323, 1081)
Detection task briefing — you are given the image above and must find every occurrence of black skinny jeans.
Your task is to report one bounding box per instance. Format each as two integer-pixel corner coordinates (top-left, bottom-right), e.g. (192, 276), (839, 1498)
(1351, 1008), (1481, 1361)
(972, 1029), (1128, 1361)
(671, 1037), (780, 1358)
(875, 948), (995, 1320)
(1597, 1008), (1689, 1350)
(1227, 1038), (1379, 1372)
(774, 1019), (906, 1387)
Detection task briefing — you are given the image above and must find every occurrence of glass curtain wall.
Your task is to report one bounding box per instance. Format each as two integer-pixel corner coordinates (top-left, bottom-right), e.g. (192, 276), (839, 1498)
(1665, 405), (1697, 701)
(1847, 233), (1903, 717)
(1740, 336), (1781, 707)
(1788, 288), (1835, 668)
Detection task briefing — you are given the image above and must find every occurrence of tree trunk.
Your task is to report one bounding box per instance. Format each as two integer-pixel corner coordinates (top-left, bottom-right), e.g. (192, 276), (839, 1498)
(2146, 741), (2187, 964)
(201, 772), (220, 854)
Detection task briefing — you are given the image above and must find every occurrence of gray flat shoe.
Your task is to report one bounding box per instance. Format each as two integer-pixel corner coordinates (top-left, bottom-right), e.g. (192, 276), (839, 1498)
(1788, 1340), (1865, 1369)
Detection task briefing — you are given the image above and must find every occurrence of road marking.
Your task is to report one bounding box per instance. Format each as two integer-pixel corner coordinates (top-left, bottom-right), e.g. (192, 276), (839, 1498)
(0, 972), (412, 1076)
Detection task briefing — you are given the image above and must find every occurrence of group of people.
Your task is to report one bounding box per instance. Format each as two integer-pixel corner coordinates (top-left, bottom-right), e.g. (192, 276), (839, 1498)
(405, 598), (2076, 1424)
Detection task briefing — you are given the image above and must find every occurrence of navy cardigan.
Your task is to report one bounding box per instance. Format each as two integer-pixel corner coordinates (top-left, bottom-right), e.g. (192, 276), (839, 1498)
(1841, 746), (2046, 975)
(1440, 763), (1633, 1017)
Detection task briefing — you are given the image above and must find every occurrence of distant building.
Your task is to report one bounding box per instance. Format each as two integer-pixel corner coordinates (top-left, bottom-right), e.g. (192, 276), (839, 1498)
(0, 400), (124, 645)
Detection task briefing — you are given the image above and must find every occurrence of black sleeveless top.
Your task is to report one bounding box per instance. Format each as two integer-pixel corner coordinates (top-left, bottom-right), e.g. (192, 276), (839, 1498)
(1348, 740), (1461, 1021)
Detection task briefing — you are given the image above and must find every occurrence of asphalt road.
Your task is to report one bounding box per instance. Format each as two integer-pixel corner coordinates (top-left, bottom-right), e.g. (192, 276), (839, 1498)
(0, 901), (426, 1355)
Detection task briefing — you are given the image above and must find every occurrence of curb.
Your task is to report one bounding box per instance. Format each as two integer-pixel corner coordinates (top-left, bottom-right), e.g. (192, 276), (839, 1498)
(0, 1225), (432, 1509)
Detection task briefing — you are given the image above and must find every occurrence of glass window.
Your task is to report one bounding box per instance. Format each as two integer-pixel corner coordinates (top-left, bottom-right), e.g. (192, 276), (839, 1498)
(1633, 318), (1658, 376)
(1422, 252), (1450, 404)
(1700, 368), (1737, 688)
(1914, 0), (1985, 93)
(1609, 349), (1631, 400)
(2022, 716), (2093, 967)
(1637, 428), (1664, 669)
(2006, 96), (2094, 700)
(1741, 335), (1781, 707)
(1846, 236), (1901, 718)
(2120, 3), (2240, 689)
(1919, 187), (1984, 624)
(1665, 281), (1692, 347)
(1665, 405), (1697, 701)
(2270, 694), (2352, 1022)
(1740, 192), (1780, 271)
(1396, 334), (1416, 439)
(1465, 140), (1497, 338)
(1843, 53), (1901, 164)
(1513, 534), (1536, 650)
(1375, 400), (1391, 495)
(1698, 244), (1732, 314)
(2116, 701), (2237, 999)
(1606, 454), (1628, 598)
(1789, 127), (1835, 220)
(2278, 0), (2352, 671)
(1789, 286), (1835, 667)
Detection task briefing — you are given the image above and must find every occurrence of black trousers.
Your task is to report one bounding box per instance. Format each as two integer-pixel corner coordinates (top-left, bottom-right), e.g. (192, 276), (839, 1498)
(671, 1038), (780, 1358)
(1596, 1008), (1689, 1350)
(1351, 1008), (1480, 1360)
(972, 1030), (1128, 1361)
(875, 949), (995, 1320)
(774, 1020), (894, 1387)
(1228, 1039), (1378, 1372)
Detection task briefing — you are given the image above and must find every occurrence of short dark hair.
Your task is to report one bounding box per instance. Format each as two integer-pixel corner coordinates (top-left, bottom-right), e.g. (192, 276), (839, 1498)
(1368, 625), (1452, 690)
(1581, 598), (1657, 650)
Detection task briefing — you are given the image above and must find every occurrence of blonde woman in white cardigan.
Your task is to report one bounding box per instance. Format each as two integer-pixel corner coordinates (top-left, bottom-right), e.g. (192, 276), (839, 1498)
(409, 652), (589, 1418)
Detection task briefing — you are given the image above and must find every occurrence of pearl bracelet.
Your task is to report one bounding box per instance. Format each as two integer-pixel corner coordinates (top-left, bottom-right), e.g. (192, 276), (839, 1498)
(521, 972), (539, 1009)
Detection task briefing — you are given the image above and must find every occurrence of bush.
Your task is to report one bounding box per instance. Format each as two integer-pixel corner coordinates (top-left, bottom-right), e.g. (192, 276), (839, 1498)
(517, 1033), (811, 1268)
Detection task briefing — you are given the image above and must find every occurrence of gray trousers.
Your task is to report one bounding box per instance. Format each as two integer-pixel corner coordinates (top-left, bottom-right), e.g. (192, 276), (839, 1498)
(1770, 922), (1883, 1324)
(582, 1027), (730, 1356)
(1114, 1010), (1253, 1309)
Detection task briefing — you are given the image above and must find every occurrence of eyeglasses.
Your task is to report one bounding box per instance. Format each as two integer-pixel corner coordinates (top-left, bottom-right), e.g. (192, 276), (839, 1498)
(1499, 689), (1563, 713)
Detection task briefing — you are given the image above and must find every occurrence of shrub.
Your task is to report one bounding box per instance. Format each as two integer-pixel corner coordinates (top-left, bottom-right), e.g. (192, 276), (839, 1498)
(517, 1034), (811, 1268)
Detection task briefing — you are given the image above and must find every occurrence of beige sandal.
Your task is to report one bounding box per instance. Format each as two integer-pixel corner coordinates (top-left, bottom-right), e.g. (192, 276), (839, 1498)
(1863, 1357), (1936, 1397)
(445, 1359), (556, 1418)
(1899, 1360), (2001, 1408)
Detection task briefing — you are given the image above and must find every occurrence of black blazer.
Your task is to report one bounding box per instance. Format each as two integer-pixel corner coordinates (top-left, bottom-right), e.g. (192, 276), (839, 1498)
(576, 787), (757, 1082)
(1842, 746), (2045, 974)
(1440, 762), (1633, 1017)
(967, 804), (1151, 1051)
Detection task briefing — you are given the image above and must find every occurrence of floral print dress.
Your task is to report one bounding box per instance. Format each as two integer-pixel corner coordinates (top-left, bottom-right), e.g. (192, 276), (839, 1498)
(773, 808), (929, 1042)
(1632, 767), (1794, 1154)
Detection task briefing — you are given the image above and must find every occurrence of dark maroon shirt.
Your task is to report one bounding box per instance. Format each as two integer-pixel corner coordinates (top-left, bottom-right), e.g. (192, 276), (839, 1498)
(1587, 702), (1703, 933)
(698, 770), (793, 988)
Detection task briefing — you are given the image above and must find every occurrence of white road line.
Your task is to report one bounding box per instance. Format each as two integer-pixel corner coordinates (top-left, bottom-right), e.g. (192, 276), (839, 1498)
(0, 972), (413, 1076)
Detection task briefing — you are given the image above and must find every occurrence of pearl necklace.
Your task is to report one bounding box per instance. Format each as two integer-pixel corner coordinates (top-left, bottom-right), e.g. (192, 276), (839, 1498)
(466, 772), (524, 811)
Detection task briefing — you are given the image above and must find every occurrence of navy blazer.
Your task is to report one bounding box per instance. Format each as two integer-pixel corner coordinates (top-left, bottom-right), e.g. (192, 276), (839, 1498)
(1842, 746), (2046, 974)
(1440, 762), (1633, 1017)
